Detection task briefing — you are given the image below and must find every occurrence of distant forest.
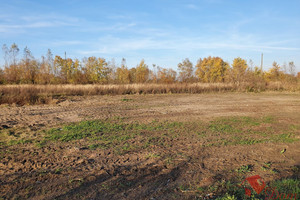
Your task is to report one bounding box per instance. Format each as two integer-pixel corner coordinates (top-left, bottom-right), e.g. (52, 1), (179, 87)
(0, 43), (299, 85)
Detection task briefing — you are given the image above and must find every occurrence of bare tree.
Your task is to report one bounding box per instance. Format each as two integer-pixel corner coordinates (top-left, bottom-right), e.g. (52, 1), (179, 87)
(178, 58), (193, 82)
(288, 61), (296, 76)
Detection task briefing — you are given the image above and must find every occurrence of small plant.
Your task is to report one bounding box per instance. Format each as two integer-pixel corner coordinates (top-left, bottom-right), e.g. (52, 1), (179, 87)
(145, 152), (160, 159)
(54, 168), (63, 174)
(236, 165), (253, 173)
(88, 144), (100, 150)
(121, 98), (133, 102)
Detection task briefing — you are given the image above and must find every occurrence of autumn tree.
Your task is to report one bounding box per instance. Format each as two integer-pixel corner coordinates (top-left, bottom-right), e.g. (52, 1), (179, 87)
(150, 64), (158, 83)
(196, 56), (229, 82)
(2, 43), (21, 83)
(0, 68), (4, 84)
(20, 46), (39, 83)
(54, 56), (66, 83)
(157, 67), (177, 84)
(231, 57), (248, 83)
(83, 57), (110, 84)
(37, 49), (54, 84)
(72, 59), (83, 84)
(129, 67), (137, 83)
(177, 58), (193, 82)
(107, 58), (117, 83)
(116, 58), (131, 84)
(265, 62), (283, 81)
(135, 59), (149, 83)
(253, 66), (263, 77)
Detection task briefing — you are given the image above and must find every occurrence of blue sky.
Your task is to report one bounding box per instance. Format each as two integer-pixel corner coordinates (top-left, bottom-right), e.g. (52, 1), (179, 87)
(1, 0), (300, 72)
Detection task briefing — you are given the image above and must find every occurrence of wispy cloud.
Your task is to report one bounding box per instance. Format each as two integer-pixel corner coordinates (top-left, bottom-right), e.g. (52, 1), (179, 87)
(77, 33), (300, 57)
(51, 40), (85, 46)
(0, 14), (79, 33)
(185, 4), (198, 10)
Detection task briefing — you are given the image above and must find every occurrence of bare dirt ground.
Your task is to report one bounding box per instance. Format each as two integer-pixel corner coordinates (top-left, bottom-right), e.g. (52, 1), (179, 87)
(0, 92), (300, 199)
(1, 92), (300, 128)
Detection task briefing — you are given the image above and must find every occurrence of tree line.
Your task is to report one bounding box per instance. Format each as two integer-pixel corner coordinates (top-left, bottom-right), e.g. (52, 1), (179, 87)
(0, 43), (299, 85)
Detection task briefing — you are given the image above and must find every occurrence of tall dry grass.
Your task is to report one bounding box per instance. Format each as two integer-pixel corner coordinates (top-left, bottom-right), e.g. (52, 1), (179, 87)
(0, 82), (299, 105)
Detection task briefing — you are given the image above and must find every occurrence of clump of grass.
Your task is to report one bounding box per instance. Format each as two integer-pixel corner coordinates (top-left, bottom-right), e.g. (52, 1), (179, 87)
(7, 139), (33, 146)
(121, 98), (133, 102)
(269, 178), (300, 195)
(235, 165), (253, 173)
(271, 133), (298, 143)
(206, 178), (299, 200)
(145, 152), (160, 159)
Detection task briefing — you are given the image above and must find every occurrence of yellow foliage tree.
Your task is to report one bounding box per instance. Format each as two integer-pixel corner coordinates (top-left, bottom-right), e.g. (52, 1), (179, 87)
(135, 59), (149, 83)
(195, 56), (229, 82)
(83, 57), (110, 84)
(231, 57), (248, 83)
(264, 62), (283, 81)
(116, 59), (130, 84)
(129, 68), (136, 83)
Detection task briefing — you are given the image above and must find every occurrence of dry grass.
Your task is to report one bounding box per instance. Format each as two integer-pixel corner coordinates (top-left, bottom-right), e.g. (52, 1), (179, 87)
(0, 82), (299, 105)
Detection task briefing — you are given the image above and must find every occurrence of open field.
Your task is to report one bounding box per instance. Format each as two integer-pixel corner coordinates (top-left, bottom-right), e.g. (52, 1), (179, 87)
(1, 92), (300, 199)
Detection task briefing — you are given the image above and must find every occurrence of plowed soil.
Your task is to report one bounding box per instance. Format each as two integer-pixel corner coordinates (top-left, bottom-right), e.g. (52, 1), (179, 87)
(1, 92), (300, 199)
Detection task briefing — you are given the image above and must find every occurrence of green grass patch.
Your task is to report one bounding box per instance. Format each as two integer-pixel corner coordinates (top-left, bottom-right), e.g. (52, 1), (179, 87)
(3, 115), (296, 150)
(209, 178), (300, 200)
(271, 133), (299, 143)
(270, 178), (300, 195)
(121, 98), (133, 102)
(235, 165), (253, 173)
(7, 139), (33, 145)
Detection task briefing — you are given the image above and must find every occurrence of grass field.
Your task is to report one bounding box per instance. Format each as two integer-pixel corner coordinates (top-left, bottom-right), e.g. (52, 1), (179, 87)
(0, 92), (300, 199)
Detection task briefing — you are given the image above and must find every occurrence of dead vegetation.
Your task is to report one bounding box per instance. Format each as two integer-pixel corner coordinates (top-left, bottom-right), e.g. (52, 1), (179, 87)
(1, 82), (299, 106)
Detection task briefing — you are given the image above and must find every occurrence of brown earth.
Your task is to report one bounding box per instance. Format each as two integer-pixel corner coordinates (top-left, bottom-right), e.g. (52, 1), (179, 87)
(1, 92), (300, 128)
(0, 92), (300, 199)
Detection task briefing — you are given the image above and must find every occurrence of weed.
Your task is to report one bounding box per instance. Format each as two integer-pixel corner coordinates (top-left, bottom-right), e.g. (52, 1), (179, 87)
(35, 140), (47, 148)
(262, 116), (275, 123)
(146, 153), (160, 159)
(121, 98), (133, 102)
(269, 178), (300, 195)
(271, 133), (298, 143)
(54, 168), (63, 174)
(88, 143), (100, 150)
(235, 165), (253, 173)
(7, 139), (33, 146)
(261, 162), (272, 171)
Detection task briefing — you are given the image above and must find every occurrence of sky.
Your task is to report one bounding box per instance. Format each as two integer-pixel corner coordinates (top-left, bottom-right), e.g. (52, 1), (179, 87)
(0, 0), (300, 72)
